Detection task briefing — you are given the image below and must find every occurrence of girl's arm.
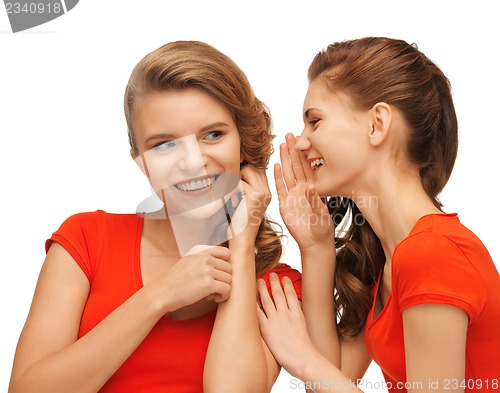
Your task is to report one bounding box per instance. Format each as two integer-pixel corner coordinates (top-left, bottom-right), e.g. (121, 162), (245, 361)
(204, 166), (280, 393)
(9, 242), (232, 393)
(258, 274), (469, 393)
(403, 304), (467, 393)
(300, 244), (372, 381)
(204, 246), (279, 393)
(277, 134), (372, 381)
(257, 274), (362, 393)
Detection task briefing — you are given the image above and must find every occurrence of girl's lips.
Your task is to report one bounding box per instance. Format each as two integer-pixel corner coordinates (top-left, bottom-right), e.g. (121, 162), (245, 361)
(308, 158), (325, 172)
(173, 174), (219, 195)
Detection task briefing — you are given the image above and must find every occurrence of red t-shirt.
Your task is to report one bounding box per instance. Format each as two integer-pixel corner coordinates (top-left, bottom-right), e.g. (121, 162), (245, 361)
(365, 213), (500, 392)
(46, 210), (302, 393)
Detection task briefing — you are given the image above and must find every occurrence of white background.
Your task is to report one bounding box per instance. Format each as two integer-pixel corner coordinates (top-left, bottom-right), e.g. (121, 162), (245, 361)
(1, 1), (499, 392)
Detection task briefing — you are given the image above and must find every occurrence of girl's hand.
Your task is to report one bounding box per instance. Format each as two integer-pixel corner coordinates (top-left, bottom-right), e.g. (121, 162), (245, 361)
(275, 133), (334, 252)
(257, 273), (322, 378)
(228, 165), (272, 249)
(156, 245), (232, 312)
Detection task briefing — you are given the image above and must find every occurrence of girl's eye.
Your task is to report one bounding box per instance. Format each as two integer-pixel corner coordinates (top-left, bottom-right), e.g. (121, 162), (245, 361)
(310, 118), (320, 127)
(204, 130), (223, 140)
(152, 140), (176, 151)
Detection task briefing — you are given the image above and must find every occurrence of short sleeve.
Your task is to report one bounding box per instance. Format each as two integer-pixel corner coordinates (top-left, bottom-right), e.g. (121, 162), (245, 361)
(394, 232), (487, 324)
(260, 263), (302, 301)
(45, 211), (105, 282)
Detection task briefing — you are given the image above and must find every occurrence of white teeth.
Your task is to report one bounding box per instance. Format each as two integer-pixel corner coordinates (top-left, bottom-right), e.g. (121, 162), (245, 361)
(310, 158), (325, 170)
(176, 176), (215, 191)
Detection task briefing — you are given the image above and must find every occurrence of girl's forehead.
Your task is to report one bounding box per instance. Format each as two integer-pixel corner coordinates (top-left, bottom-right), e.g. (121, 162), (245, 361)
(134, 90), (236, 134)
(304, 82), (342, 112)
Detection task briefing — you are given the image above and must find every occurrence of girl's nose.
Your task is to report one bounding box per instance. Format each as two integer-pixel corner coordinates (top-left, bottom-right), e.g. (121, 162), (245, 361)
(178, 139), (207, 173)
(179, 151), (207, 173)
(294, 131), (311, 152)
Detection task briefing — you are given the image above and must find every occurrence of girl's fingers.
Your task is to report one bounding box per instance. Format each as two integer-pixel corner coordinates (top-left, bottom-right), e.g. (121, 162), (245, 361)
(282, 276), (301, 312)
(212, 267), (232, 286)
(256, 302), (268, 324)
(240, 165), (266, 189)
(240, 166), (271, 202)
(269, 272), (288, 311)
(257, 276), (299, 319)
(230, 191), (240, 209)
(300, 149), (315, 182)
(274, 163), (288, 200)
(285, 133), (307, 183)
(258, 278), (277, 316)
(211, 281), (231, 303)
(280, 143), (297, 191)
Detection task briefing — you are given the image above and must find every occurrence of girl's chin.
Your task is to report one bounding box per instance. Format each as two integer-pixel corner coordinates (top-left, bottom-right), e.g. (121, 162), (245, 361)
(173, 198), (225, 219)
(314, 184), (343, 200)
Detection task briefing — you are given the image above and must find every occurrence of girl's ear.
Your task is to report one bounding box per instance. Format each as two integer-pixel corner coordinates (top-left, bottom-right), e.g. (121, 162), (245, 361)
(368, 102), (392, 147)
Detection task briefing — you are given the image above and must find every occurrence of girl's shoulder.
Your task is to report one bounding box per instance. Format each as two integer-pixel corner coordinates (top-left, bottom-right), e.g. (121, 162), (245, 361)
(48, 210), (140, 238)
(395, 212), (487, 262)
(260, 263), (302, 300)
(392, 214), (498, 323)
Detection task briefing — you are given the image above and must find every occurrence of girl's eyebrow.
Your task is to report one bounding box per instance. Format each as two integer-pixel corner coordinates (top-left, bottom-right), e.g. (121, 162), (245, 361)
(199, 121), (230, 133)
(144, 122), (231, 144)
(144, 133), (176, 144)
(304, 108), (321, 119)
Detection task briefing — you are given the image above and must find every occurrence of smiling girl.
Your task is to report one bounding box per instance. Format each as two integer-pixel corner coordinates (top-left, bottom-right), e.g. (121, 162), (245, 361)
(8, 41), (301, 393)
(257, 37), (500, 392)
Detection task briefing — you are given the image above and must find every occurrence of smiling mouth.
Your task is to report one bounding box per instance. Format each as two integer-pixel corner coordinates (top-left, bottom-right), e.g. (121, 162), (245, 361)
(174, 175), (219, 192)
(310, 158), (325, 171)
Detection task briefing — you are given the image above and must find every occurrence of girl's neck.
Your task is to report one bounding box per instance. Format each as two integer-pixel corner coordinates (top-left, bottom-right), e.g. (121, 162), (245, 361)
(142, 208), (227, 255)
(351, 171), (442, 261)
(142, 216), (180, 256)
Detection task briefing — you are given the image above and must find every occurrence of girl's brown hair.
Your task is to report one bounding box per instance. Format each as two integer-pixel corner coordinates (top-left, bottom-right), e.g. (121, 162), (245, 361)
(124, 41), (282, 276)
(308, 37), (458, 339)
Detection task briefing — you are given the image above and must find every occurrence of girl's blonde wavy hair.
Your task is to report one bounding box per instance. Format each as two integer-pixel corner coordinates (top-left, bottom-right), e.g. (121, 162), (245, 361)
(124, 41), (282, 277)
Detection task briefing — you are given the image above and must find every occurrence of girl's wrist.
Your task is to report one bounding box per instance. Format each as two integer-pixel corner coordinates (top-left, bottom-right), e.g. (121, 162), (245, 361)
(293, 347), (330, 383)
(141, 279), (177, 316)
(299, 242), (336, 261)
(228, 242), (256, 265)
(228, 229), (258, 251)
